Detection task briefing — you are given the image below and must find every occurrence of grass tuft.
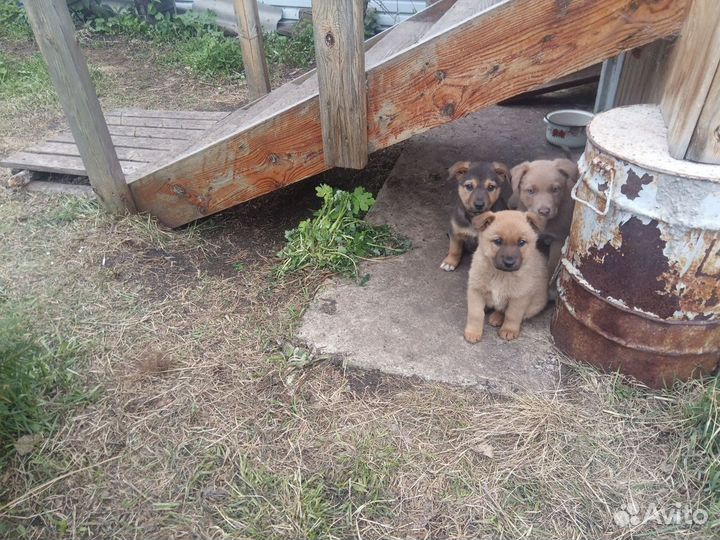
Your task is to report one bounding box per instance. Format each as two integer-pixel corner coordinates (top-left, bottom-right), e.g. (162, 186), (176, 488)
(0, 304), (91, 468)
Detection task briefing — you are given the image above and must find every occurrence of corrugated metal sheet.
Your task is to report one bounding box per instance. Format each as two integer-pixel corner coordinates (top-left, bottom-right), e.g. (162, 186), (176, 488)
(266, 1), (426, 28)
(102, 1), (425, 31)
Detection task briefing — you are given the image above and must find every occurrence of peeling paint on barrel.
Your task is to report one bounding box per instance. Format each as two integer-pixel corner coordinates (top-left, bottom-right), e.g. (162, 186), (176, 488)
(552, 106), (720, 387)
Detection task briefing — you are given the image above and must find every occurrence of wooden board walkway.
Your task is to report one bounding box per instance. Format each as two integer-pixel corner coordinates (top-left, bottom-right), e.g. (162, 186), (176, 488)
(0, 109), (230, 176)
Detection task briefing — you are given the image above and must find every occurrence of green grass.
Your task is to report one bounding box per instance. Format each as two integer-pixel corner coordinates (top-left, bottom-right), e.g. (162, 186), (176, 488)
(0, 53), (56, 109)
(0, 51), (107, 112)
(0, 303), (93, 468)
(0, 0), (32, 41)
(218, 447), (397, 539)
(87, 9), (315, 80)
(686, 376), (720, 500)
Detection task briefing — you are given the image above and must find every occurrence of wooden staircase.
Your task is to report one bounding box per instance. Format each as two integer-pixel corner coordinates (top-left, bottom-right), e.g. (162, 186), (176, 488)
(3, 0), (689, 227)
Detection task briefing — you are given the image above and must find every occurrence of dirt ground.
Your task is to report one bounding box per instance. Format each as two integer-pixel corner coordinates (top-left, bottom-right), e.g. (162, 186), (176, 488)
(0, 34), (717, 540)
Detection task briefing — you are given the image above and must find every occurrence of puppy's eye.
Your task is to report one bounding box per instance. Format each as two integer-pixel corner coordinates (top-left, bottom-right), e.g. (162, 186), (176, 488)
(527, 188), (536, 195)
(487, 184), (496, 192)
(518, 239), (527, 247)
(552, 186), (561, 193)
(464, 183), (474, 191)
(492, 238), (502, 246)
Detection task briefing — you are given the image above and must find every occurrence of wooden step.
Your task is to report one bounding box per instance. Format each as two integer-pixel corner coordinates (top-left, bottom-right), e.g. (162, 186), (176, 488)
(0, 109), (230, 177)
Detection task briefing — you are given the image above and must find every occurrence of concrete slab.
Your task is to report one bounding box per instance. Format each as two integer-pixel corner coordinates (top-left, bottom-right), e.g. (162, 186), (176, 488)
(298, 99), (590, 394)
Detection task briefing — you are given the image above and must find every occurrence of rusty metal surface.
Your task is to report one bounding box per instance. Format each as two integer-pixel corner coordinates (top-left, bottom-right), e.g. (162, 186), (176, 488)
(553, 105), (720, 387)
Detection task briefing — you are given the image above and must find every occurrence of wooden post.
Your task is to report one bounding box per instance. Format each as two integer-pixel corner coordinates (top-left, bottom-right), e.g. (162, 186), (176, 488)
(24, 0), (136, 214)
(312, 0), (368, 169)
(661, 0), (720, 164)
(233, 0), (271, 99)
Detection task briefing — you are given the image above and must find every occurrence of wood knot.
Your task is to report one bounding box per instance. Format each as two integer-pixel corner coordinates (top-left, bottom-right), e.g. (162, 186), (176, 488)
(435, 70), (446, 82)
(441, 103), (455, 117)
(325, 32), (335, 47)
(269, 153), (280, 165)
(172, 185), (187, 197)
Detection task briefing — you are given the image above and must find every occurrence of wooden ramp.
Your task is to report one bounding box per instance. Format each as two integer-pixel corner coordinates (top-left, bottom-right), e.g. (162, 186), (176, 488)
(1, 109), (230, 176)
(3, 0), (689, 227)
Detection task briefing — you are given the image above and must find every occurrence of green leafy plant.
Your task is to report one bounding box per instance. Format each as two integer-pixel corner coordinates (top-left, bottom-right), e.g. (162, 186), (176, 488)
(276, 184), (410, 281)
(0, 0), (31, 40)
(264, 20), (316, 68)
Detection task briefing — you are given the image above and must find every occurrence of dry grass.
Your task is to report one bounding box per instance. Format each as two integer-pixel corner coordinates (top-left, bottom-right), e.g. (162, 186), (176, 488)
(0, 189), (716, 540)
(0, 28), (717, 540)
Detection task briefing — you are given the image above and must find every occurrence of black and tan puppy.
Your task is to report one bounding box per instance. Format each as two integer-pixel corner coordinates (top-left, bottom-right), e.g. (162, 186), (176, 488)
(464, 210), (549, 343)
(440, 161), (511, 272)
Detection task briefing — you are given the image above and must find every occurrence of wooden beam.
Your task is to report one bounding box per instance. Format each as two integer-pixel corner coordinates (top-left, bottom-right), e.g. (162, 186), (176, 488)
(312, 0), (368, 169)
(130, 0), (689, 227)
(23, 0), (136, 214)
(233, 0), (271, 99)
(661, 0), (720, 164)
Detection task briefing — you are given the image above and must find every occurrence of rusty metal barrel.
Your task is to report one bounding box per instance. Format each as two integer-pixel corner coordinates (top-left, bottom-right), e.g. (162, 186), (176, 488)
(552, 104), (720, 387)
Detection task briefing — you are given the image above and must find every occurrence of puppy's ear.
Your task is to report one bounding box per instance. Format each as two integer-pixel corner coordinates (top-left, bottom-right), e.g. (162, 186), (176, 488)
(472, 212), (496, 231)
(492, 161), (510, 184)
(448, 161), (471, 181)
(508, 161), (530, 209)
(526, 212), (546, 233)
(553, 158), (579, 189)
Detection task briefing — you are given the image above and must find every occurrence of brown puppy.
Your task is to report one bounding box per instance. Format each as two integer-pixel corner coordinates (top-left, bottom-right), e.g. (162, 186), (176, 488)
(464, 210), (548, 343)
(508, 158), (579, 276)
(440, 160), (511, 271)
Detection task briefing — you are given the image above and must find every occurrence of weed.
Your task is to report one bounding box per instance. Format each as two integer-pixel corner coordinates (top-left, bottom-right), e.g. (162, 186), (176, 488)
(276, 184), (410, 281)
(0, 305), (90, 467)
(264, 21), (315, 68)
(0, 0), (31, 41)
(171, 32), (244, 80)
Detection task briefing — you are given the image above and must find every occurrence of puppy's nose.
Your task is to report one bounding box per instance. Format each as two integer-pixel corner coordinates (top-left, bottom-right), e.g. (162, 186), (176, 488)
(538, 206), (551, 216)
(502, 256), (516, 269)
(474, 201), (485, 211)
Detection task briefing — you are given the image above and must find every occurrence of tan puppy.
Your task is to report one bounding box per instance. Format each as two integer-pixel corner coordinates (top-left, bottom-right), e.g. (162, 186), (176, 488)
(464, 211), (548, 343)
(441, 161), (511, 271)
(508, 158), (579, 276)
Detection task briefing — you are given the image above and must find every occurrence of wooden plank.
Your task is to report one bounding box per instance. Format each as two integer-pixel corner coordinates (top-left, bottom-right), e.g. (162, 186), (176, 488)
(661, 0), (720, 163)
(233, 0), (271, 99)
(23, 0), (136, 214)
(2, 152), (141, 176)
(105, 115), (215, 130)
(130, 0), (689, 227)
(28, 142), (167, 163)
(687, 67), (720, 162)
(48, 132), (185, 151)
(25, 181), (95, 196)
(614, 39), (674, 106)
(110, 109), (230, 120)
(313, 0), (368, 169)
(107, 124), (199, 140)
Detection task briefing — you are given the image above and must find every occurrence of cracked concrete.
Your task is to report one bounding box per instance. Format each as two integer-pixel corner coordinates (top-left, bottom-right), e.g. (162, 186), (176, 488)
(298, 98), (590, 394)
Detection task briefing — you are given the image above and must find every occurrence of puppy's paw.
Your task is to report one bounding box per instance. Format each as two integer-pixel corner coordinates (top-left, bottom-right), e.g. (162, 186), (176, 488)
(464, 327), (483, 344)
(440, 255), (459, 272)
(498, 326), (520, 341)
(488, 311), (504, 327)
